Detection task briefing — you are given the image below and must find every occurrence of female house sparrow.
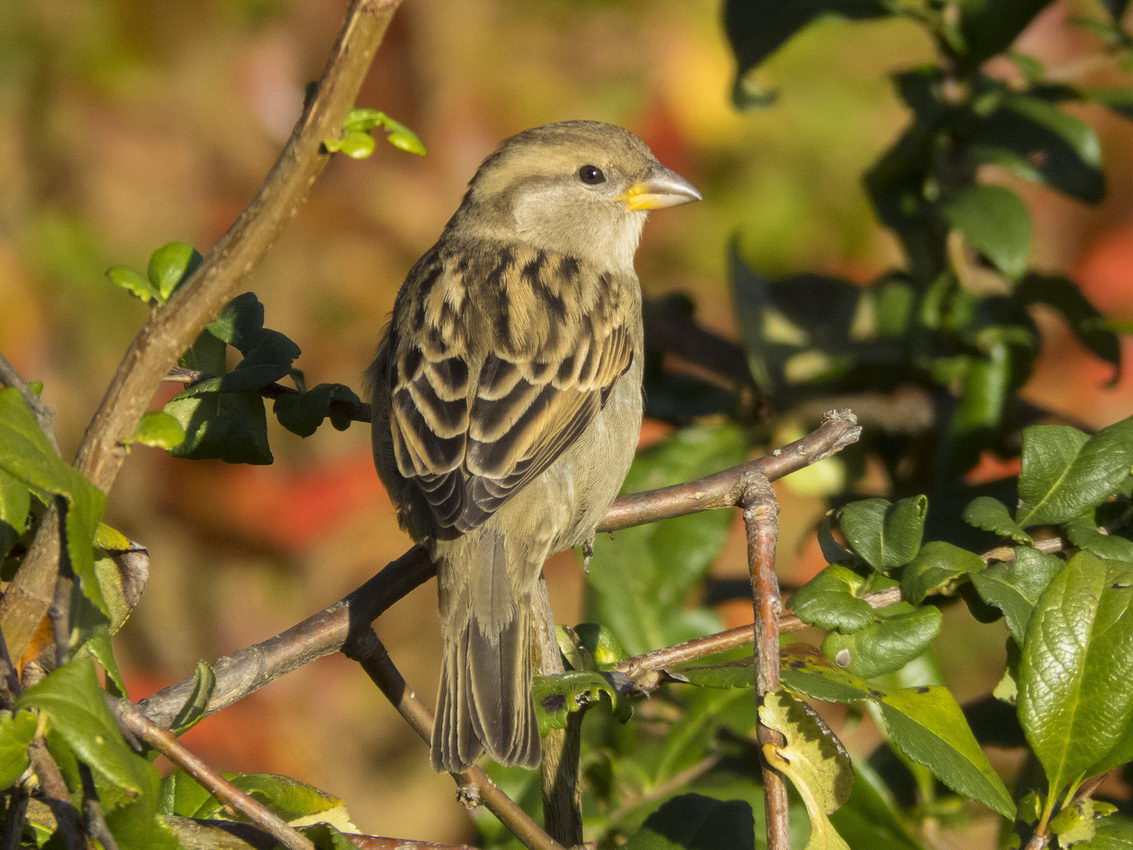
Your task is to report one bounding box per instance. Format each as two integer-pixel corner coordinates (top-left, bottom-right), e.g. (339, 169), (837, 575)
(369, 121), (700, 772)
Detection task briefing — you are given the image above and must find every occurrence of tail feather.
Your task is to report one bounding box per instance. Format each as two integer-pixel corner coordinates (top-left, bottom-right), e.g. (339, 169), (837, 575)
(431, 532), (541, 772)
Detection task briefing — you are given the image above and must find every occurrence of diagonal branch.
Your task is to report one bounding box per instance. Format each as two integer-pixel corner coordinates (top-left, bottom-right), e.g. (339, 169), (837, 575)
(139, 412), (862, 725)
(342, 628), (568, 850)
(0, 0), (405, 668)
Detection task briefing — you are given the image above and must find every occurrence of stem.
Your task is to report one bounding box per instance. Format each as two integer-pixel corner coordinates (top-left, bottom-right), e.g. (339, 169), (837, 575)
(741, 476), (789, 850)
(534, 582), (582, 846)
(114, 699), (315, 850)
(342, 629), (567, 850)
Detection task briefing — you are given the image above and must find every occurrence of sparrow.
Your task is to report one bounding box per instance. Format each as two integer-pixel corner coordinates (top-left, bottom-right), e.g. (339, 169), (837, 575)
(368, 120), (700, 772)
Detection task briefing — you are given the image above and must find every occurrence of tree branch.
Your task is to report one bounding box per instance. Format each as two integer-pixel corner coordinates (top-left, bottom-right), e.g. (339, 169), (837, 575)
(741, 477), (789, 849)
(0, 0), (405, 667)
(114, 699), (315, 850)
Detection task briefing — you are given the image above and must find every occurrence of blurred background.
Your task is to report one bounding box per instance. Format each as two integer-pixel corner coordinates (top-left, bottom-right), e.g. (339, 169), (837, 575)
(2, 0), (1132, 844)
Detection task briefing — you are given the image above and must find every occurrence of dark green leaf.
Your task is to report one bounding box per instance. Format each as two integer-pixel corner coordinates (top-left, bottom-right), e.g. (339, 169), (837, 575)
(971, 547), (1064, 642)
(624, 793), (755, 850)
(146, 241), (202, 302)
(585, 425), (747, 655)
(1088, 87), (1133, 120)
(837, 496), (928, 573)
(1066, 514), (1133, 561)
(1017, 273), (1121, 380)
(972, 95), (1104, 203)
(0, 467), (30, 556)
(16, 655), (149, 793)
(821, 604), (941, 678)
(104, 759), (179, 850)
(299, 823), (357, 850)
(1016, 418), (1133, 527)
(829, 760), (925, 850)
(165, 389), (273, 464)
(941, 185), (1031, 280)
(274, 383), (363, 437)
(902, 541), (985, 604)
(0, 709), (37, 790)
(1019, 553), (1133, 797)
(724, 0), (888, 108)
(956, 1), (1061, 70)
(962, 495), (1032, 544)
(779, 644), (876, 703)
(789, 565), (876, 631)
(678, 658), (755, 690)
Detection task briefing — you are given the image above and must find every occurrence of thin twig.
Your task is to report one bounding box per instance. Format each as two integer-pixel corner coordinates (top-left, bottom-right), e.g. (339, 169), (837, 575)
(78, 762), (120, 850)
(534, 582), (582, 847)
(139, 414), (863, 726)
(0, 0), (405, 668)
(28, 738), (84, 850)
(342, 628), (567, 850)
(0, 353), (60, 454)
(113, 700), (315, 850)
(741, 476), (789, 850)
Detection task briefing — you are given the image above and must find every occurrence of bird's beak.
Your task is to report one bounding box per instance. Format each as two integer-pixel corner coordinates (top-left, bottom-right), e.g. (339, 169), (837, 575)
(619, 165), (702, 211)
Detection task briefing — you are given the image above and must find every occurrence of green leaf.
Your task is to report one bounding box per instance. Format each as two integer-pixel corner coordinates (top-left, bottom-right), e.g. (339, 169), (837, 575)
(759, 690), (853, 850)
(780, 648), (1014, 817)
(837, 496), (928, 573)
(104, 759), (179, 850)
(169, 662), (216, 736)
(878, 686), (1016, 818)
(972, 95), (1105, 203)
(678, 657), (755, 690)
(901, 541), (985, 604)
(1016, 418), (1133, 527)
(165, 390), (273, 464)
(532, 671), (624, 737)
(17, 655), (149, 793)
(0, 709), (38, 790)
(146, 241), (202, 302)
(962, 495), (1033, 543)
(789, 565), (876, 631)
(828, 759), (926, 850)
(0, 388), (108, 615)
(585, 425), (747, 655)
(624, 793), (755, 850)
(564, 622), (627, 671)
(326, 130), (376, 159)
(106, 264), (158, 303)
(955, 0), (1056, 68)
(723, 0), (889, 109)
(0, 467), (30, 556)
(971, 547), (1064, 643)
(822, 604), (941, 678)
(1066, 514), (1133, 561)
(274, 383), (363, 437)
(941, 185), (1032, 280)
(125, 411), (185, 450)
(1077, 813), (1133, 848)
(1017, 273), (1121, 380)
(298, 823), (358, 850)
(1018, 553), (1133, 799)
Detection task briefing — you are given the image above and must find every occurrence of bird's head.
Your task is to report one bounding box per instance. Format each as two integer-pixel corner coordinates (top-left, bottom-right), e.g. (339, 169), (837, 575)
(452, 120), (701, 270)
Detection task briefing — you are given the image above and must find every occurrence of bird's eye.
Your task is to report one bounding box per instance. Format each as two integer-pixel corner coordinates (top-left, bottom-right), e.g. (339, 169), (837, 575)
(578, 165), (606, 185)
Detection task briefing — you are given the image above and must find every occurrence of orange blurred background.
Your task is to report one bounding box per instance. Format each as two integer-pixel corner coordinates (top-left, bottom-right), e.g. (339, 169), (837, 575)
(2, 0), (1132, 843)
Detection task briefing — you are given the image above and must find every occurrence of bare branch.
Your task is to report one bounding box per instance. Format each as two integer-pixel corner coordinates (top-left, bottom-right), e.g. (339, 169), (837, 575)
(741, 477), (789, 849)
(114, 699), (315, 850)
(0, 0), (405, 667)
(342, 629), (568, 850)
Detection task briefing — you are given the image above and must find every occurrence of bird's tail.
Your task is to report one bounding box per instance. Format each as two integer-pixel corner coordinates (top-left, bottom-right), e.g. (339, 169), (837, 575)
(431, 531), (541, 772)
